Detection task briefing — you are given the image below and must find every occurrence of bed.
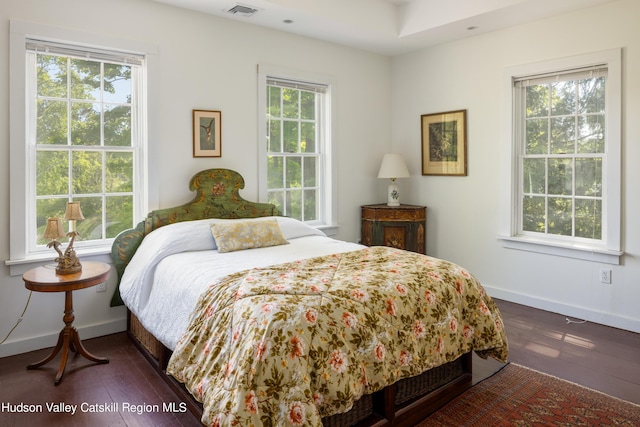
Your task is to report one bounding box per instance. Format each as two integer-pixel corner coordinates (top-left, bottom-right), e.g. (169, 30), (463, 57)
(111, 168), (508, 427)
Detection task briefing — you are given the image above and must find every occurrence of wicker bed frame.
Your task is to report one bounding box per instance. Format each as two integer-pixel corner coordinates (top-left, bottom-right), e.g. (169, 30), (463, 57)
(111, 168), (472, 426)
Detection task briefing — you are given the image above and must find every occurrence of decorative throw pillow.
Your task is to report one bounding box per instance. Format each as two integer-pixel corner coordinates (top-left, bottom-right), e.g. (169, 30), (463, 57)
(210, 219), (288, 253)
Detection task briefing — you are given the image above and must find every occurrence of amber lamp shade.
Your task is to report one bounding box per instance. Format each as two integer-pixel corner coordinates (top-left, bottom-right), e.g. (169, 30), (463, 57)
(43, 218), (65, 240)
(64, 202), (84, 232)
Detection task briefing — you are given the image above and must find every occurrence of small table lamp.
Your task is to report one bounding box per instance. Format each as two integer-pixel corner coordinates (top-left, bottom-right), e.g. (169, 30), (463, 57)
(44, 202), (84, 275)
(378, 154), (410, 206)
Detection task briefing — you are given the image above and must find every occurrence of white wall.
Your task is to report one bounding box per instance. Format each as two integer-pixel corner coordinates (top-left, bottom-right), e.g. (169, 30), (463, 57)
(391, 0), (640, 332)
(0, 0), (391, 356)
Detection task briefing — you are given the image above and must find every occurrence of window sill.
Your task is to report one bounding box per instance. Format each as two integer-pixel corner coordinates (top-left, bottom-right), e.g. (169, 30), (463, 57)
(497, 235), (622, 265)
(5, 247), (113, 276)
(315, 224), (338, 237)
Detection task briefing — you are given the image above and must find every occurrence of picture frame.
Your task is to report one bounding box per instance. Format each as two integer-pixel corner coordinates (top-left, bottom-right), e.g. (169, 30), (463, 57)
(421, 109), (467, 176)
(193, 110), (221, 157)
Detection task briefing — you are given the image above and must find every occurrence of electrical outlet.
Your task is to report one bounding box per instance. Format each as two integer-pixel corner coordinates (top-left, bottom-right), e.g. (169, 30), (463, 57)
(600, 268), (611, 284)
(96, 282), (107, 292)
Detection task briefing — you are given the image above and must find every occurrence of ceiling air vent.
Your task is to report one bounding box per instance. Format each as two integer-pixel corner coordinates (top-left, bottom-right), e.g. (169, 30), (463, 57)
(226, 4), (260, 17)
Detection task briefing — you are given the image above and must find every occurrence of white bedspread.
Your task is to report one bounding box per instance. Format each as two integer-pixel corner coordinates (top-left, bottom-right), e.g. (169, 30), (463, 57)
(119, 216), (363, 350)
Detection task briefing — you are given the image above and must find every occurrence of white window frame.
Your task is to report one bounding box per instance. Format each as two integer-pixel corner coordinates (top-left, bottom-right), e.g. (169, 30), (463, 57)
(499, 49), (622, 265)
(257, 64), (338, 235)
(7, 21), (156, 274)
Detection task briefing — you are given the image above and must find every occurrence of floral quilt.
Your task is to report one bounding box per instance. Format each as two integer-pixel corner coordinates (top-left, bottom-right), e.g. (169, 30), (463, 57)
(167, 246), (508, 426)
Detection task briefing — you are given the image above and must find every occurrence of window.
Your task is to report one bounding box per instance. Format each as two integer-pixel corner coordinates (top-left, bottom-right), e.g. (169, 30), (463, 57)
(500, 49), (622, 264)
(8, 21), (152, 269)
(258, 66), (336, 232)
(27, 41), (143, 252)
(519, 67), (606, 239)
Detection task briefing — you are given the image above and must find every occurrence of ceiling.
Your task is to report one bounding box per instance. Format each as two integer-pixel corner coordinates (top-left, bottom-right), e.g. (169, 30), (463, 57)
(151, 0), (617, 56)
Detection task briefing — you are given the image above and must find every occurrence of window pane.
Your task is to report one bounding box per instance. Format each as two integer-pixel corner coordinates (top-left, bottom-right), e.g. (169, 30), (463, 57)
(548, 159), (572, 196)
(300, 91), (315, 120)
(283, 88), (298, 119)
(268, 119), (281, 152)
(301, 122), (316, 153)
(37, 100), (68, 145)
(548, 197), (572, 236)
(103, 63), (131, 104)
(267, 155), (284, 190)
(303, 157), (317, 187)
(36, 198), (68, 245)
(522, 196), (545, 232)
(525, 84), (549, 118)
(286, 189), (302, 220)
(36, 151), (68, 195)
(106, 195), (133, 238)
(70, 58), (100, 101)
(106, 152), (133, 192)
(267, 86), (281, 117)
(71, 101), (101, 146)
(283, 121), (299, 153)
(75, 196), (103, 241)
(575, 158), (602, 197)
(551, 80), (576, 116)
(304, 189), (317, 221)
(104, 104), (131, 146)
(522, 158), (545, 194)
(72, 151), (102, 194)
(578, 77), (605, 114)
(267, 190), (284, 214)
(577, 114), (604, 153)
(525, 118), (548, 154)
(37, 55), (67, 98)
(286, 157), (302, 189)
(575, 199), (602, 239)
(550, 116), (575, 154)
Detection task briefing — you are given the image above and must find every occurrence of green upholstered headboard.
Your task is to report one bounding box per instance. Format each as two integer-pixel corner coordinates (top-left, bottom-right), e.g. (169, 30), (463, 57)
(110, 168), (279, 306)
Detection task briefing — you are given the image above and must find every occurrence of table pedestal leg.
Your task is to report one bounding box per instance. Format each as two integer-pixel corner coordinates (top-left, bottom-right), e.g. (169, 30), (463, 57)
(26, 330), (64, 369)
(27, 290), (109, 385)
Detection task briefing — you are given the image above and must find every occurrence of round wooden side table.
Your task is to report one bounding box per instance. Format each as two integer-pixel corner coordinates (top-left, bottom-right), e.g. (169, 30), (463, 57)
(22, 261), (111, 385)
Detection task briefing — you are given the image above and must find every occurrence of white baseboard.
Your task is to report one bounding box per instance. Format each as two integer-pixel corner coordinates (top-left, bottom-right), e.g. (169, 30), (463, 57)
(0, 318), (127, 358)
(485, 285), (640, 334)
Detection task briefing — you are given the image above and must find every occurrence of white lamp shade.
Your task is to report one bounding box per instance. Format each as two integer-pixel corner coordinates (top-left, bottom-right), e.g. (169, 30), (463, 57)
(377, 154), (410, 179)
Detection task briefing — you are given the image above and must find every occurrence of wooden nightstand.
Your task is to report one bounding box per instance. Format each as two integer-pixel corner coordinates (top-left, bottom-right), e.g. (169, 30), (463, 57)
(22, 261), (111, 385)
(361, 204), (426, 254)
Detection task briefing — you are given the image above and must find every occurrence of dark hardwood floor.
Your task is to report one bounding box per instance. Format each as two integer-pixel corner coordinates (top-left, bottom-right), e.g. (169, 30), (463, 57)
(493, 299), (640, 405)
(1, 299), (638, 426)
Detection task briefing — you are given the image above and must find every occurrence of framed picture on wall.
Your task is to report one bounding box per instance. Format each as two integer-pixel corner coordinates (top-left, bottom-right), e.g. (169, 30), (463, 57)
(193, 110), (221, 157)
(421, 109), (467, 176)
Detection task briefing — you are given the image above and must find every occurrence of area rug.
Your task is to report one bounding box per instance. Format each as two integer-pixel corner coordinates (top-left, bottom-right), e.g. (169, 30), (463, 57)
(419, 363), (640, 426)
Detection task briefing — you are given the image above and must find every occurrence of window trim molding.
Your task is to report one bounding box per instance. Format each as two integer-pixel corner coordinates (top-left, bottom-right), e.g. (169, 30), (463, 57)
(7, 20), (157, 270)
(257, 64), (338, 234)
(498, 48), (622, 265)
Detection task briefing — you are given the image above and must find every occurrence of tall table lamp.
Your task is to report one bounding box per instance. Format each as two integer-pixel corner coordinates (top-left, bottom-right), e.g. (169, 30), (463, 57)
(44, 202), (85, 275)
(377, 154), (410, 206)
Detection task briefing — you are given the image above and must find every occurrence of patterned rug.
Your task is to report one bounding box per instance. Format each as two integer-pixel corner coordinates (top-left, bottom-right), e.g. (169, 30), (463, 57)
(419, 363), (640, 426)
